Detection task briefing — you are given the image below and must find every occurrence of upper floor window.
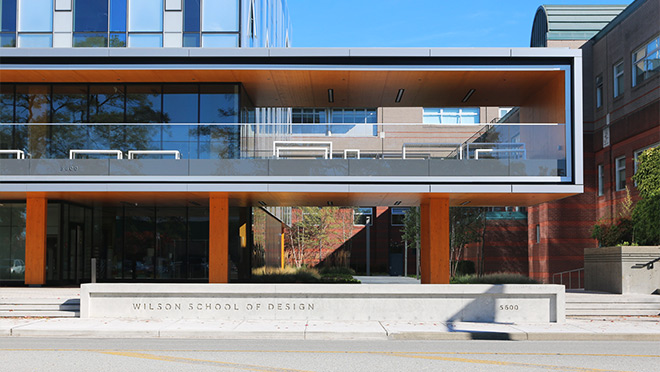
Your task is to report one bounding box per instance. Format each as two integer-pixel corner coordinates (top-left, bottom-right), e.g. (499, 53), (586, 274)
(17, 0), (52, 47)
(291, 108), (377, 136)
(633, 35), (660, 87)
(615, 156), (626, 191)
(72, 0), (126, 47)
(0, 0), (17, 47)
(423, 108), (480, 124)
(613, 61), (624, 98)
(595, 75), (603, 108)
(184, 0), (239, 47)
(128, 0), (163, 47)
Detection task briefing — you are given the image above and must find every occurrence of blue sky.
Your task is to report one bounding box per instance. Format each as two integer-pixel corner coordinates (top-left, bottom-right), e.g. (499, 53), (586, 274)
(287, 0), (632, 47)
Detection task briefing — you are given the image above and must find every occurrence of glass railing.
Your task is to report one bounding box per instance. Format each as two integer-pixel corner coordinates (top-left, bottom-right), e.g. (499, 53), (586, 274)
(0, 122), (569, 178)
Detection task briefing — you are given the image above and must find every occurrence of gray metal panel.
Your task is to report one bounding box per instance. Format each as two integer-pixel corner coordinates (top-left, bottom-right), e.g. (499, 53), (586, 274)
(0, 160), (29, 175)
(348, 48), (430, 57)
(26, 183), (109, 192)
(429, 159), (508, 176)
(269, 48), (350, 57)
(510, 48), (582, 57)
(0, 184), (27, 192)
(187, 183), (269, 192)
(109, 159), (189, 176)
(107, 48), (190, 57)
(430, 185), (512, 193)
(29, 159), (109, 176)
(267, 184), (350, 193)
(0, 48), (110, 57)
(349, 159), (428, 176)
(109, 184), (189, 192)
(348, 184), (431, 193)
(189, 159), (268, 176)
(188, 48), (269, 57)
(269, 160), (349, 177)
(512, 185), (583, 193)
(430, 48), (511, 57)
(510, 160), (562, 176)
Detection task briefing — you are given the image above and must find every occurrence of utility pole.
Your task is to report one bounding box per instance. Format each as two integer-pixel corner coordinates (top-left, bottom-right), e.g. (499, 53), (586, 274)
(366, 216), (371, 276)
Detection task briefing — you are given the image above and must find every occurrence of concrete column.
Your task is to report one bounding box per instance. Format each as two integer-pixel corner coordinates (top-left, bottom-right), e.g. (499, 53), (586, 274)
(420, 198), (450, 284)
(25, 195), (48, 285)
(209, 193), (229, 283)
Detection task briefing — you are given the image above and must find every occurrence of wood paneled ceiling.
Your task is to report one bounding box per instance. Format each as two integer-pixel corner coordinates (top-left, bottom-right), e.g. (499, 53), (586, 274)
(1, 69), (564, 108)
(0, 190), (577, 208)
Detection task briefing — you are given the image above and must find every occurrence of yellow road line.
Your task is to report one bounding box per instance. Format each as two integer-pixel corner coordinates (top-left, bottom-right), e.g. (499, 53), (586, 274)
(387, 352), (634, 372)
(97, 351), (313, 372)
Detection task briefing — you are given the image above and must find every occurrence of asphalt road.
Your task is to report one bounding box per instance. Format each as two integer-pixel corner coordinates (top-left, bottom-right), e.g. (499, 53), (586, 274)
(1, 338), (659, 372)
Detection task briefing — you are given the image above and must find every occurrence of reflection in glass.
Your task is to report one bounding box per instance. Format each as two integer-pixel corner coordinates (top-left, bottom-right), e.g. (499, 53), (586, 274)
(202, 33), (238, 47)
(183, 0), (200, 32)
(18, 0), (51, 32)
(202, 0), (238, 31)
(124, 207), (155, 279)
(51, 85), (88, 157)
(110, 0), (127, 32)
(199, 85), (239, 159)
(0, 33), (16, 47)
(156, 208), (186, 279)
(0, 204), (26, 281)
(18, 34), (52, 47)
(128, 0), (163, 32)
(74, 0), (108, 32)
(109, 33), (126, 47)
(128, 33), (162, 47)
(188, 207), (209, 280)
(73, 33), (108, 47)
(183, 33), (199, 47)
(1, 0), (17, 32)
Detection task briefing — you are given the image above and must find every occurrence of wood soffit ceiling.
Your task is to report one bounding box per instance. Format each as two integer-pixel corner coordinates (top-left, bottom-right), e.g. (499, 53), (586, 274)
(1, 69), (564, 108)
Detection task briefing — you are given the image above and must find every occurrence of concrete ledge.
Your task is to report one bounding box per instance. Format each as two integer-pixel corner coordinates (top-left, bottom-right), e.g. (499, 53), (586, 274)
(81, 283), (565, 323)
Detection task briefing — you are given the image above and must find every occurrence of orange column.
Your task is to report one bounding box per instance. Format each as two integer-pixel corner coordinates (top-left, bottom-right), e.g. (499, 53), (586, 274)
(420, 198), (450, 284)
(209, 193), (229, 283)
(25, 195), (48, 285)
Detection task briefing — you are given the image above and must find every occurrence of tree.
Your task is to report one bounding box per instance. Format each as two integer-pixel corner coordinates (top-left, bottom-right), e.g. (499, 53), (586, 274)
(285, 207), (347, 268)
(632, 146), (660, 245)
(400, 206), (485, 278)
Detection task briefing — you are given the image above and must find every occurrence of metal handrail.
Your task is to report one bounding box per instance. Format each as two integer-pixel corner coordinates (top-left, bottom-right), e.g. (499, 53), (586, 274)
(69, 150), (123, 159)
(127, 150), (181, 160)
(632, 257), (660, 270)
(0, 150), (26, 159)
(552, 267), (584, 289)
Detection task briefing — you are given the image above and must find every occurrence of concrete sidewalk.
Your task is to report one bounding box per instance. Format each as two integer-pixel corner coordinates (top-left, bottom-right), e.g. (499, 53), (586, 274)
(1, 316), (660, 341)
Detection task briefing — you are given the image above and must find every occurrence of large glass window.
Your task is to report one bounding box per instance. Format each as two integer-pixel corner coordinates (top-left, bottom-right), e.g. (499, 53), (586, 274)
(290, 108), (377, 136)
(423, 108), (480, 124)
(74, 0), (108, 33)
(17, 33), (51, 47)
(615, 156), (626, 191)
(633, 35), (660, 87)
(202, 33), (238, 47)
(183, 0), (200, 46)
(613, 61), (624, 98)
(202, 0), (238, 32)
(0, 204), (26, 282)
(18, 0), (51, 32)
(391, 207), (408, 226)
(1, 0), (17, 47)
(128, 0), (163, 32)
(109, 0), (127, 47)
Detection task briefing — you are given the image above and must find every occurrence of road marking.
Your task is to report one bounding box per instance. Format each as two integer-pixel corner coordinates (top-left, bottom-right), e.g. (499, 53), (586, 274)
(387, 352), (634, 372)
(97, 351), (313, 372)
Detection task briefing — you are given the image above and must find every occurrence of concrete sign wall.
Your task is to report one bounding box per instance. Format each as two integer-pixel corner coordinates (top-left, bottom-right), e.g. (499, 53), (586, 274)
(81, 284), (566, 323)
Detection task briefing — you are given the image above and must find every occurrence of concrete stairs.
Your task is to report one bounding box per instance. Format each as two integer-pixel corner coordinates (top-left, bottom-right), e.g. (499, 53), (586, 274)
(0, 298), (80, 317)
(566, 291), (660, 317)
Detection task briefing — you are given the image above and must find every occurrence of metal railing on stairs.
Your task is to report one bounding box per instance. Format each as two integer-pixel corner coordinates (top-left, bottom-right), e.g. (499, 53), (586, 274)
(553, 268), (584, 289)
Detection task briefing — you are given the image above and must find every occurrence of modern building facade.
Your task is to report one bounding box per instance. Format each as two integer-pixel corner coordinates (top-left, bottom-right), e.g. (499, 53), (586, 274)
(1, 1), (584, 286)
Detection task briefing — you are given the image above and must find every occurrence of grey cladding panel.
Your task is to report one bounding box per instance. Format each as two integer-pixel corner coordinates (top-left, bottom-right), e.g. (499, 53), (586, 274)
(269, 160), (349, 177)
(0, 160), (29, 175)
(189, 159), (269, 176)
(349, 159), (429, 176)
(30, 159), (109, 175)
(109, 160), (189, 176)
(429, 159), (508, 176)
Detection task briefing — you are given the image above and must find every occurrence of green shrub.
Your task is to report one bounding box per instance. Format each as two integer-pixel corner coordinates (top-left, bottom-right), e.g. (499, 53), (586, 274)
(632, 147), (660, 245)
(591, 218), (633, 247)
(455, 260), (476, 276)
(250, 266), (359, 283)
(451, 272), (539, 284)
(319, 266), (356, 276)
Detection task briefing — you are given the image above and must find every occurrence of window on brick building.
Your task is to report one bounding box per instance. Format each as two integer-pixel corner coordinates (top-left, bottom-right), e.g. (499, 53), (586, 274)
(391, 207), (409, 226)
(633, 35), (660, 87)
(615, 156), (626, 191)
(613, 61), (624, 98)
(535, 224), (540, 244)
(353, 207), (373, 226)
(598, 164), (604, 196)
(595, 75), (603, 108)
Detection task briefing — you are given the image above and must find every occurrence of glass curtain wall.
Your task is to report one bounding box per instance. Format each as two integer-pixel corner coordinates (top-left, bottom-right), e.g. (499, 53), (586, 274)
(1, 0), (17, 47)
(0, 83), (240, 159)
(17, 0), (52, 47)
(0, 203), (26, 282)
